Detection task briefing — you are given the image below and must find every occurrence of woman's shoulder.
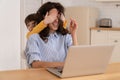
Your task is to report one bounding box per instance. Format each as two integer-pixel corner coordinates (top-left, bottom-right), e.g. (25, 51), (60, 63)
(28, 34), (40, 40)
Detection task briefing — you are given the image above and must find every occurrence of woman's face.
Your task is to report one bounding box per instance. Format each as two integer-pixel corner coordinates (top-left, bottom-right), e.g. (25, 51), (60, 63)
(48, 8), (60, 33)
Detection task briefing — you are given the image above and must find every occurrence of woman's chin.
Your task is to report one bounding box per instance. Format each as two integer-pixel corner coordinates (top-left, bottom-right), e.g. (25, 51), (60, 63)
(53, 26), (58, 30)
(53, 28), (58, 31)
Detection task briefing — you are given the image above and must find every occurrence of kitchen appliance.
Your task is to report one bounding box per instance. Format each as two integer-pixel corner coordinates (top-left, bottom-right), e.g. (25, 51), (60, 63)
(99, 18), (112, 28)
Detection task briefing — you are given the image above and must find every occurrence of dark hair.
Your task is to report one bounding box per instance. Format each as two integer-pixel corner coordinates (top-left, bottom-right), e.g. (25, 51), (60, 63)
(36, 2), (69, 41)
(25, 13), (38, 26)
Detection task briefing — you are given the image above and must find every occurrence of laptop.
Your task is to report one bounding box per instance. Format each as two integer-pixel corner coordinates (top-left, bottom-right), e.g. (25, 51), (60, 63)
(47, 45), (114, 78)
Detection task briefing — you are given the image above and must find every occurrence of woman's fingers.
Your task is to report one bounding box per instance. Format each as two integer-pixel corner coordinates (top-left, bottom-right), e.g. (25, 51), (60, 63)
(70, 18), (75, 27)
(61, 13), (65, 21)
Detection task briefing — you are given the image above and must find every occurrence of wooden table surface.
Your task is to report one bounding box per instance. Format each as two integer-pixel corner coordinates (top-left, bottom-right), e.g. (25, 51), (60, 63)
(0, 63), (120, 80)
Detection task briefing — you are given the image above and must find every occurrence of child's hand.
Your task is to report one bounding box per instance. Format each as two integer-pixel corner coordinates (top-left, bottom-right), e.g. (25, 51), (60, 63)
(60, 13), (65, 22)
(43, 9), (57, 25)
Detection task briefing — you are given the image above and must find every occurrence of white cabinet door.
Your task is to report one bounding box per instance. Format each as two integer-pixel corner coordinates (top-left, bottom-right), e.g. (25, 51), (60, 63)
(110, 45), (120, 62)
(91, 29), (120, 63)
(108, 31), (120, 62)
(91, 30), (108, 44)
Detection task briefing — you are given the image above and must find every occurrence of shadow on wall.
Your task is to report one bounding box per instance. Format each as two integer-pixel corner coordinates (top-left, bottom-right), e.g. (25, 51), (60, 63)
(21, 50), (28, 69)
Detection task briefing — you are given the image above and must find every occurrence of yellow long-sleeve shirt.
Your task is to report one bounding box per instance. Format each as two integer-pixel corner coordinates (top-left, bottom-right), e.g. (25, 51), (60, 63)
(26, 20), (67, 39)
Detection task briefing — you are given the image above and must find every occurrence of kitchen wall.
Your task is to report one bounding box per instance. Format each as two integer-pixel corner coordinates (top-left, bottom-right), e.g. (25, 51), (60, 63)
(0, 0), (21, 70)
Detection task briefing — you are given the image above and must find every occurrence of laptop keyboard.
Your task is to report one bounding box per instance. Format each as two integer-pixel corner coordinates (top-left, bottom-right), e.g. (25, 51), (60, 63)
(56, 67), (63, 73)
(58, 70), (63, 73)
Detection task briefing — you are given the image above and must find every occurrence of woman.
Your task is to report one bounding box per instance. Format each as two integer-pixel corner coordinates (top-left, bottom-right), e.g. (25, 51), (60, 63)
(25, 2), (78, 68)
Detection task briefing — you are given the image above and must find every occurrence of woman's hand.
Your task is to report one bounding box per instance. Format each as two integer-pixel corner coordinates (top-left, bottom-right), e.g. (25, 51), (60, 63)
(60, 13), (65, 22)
(69, 18), (78, 34)
(69, 18), (78, 45)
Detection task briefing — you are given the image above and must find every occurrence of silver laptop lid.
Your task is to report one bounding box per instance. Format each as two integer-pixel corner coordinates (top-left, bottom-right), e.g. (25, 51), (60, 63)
(61, 45), (114, 78)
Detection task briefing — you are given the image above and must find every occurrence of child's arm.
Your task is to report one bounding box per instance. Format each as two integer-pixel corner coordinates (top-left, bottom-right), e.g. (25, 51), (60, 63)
(63, 20), (67, 28)
(27, 20), (67, 39)
(26, 12), (57, 39)
(61, 13), (67, 29)
(26, 20), (47, 39)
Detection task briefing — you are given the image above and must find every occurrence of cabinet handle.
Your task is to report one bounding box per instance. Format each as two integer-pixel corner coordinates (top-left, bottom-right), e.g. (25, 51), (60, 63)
(97, 30), (101, 32)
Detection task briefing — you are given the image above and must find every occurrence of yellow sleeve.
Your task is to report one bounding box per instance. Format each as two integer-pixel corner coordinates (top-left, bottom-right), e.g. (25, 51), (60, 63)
(26, 20), (47, 39)
(63, 20), (67, 29)
(26, 20), (67, 39)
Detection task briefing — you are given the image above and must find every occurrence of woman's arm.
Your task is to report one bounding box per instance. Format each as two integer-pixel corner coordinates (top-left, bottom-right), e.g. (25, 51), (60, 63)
(71, 32), (77, 45)
(31, 61), (64, 68)
(69, 18), (78, 45)
(25, 34), (64, 68)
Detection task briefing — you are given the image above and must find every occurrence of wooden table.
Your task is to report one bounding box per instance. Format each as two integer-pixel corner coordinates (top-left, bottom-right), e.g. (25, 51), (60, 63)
(0, 63), (120, 80)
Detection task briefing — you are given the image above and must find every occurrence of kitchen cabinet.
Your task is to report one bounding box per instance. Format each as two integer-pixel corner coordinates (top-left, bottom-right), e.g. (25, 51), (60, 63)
(91, 30), (108, 44)
(65, 7), (98, 45)
(91, 27), (120, 63)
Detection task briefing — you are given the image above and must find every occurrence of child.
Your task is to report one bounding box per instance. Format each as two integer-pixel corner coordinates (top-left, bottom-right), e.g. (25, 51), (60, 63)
(25, 13), (38, 32)
(25, 13), (67, 39)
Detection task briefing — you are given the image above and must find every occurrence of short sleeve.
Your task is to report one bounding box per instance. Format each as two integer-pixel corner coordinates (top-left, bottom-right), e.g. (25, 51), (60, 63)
(65, 34), (72, 48)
